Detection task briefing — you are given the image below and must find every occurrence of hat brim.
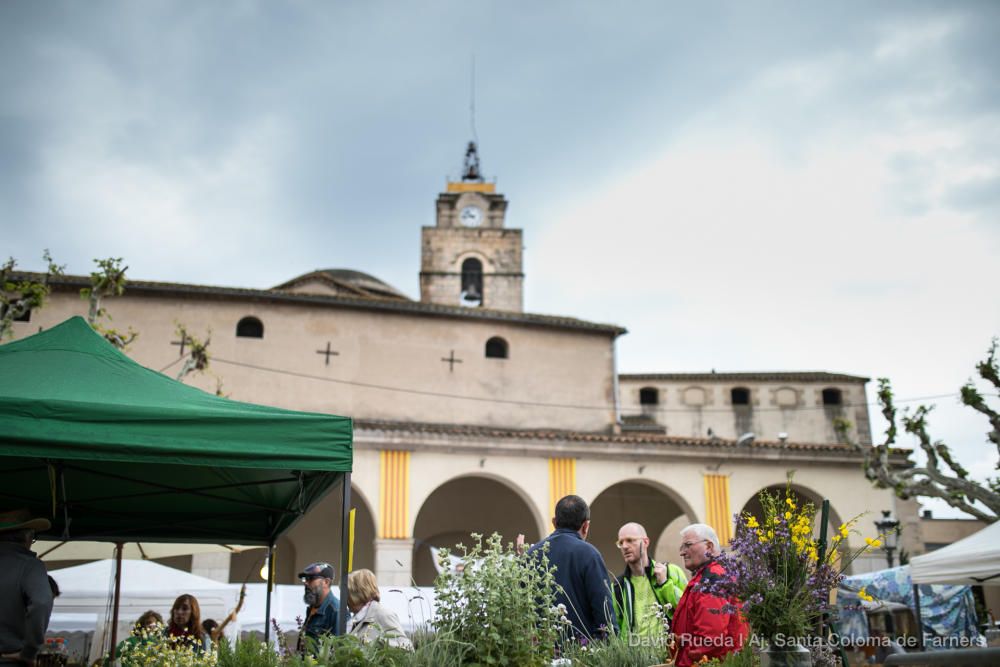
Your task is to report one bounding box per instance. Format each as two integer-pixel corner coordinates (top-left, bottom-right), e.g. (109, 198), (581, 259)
(0, 517), (51, 533)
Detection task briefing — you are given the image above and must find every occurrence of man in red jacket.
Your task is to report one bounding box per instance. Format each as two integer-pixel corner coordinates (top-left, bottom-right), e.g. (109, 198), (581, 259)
(671, 523), (748, 667)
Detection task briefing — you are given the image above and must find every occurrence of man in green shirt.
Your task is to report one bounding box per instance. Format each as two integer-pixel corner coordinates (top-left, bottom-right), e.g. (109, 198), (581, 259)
(613, 522), (687, 640)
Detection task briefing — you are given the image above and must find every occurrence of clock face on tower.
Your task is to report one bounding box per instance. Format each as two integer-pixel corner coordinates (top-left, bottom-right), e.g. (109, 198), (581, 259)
(459, 205), (483, 227)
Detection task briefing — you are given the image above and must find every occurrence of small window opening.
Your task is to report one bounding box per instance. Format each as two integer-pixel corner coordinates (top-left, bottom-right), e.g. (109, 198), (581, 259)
(460, 258), (483, 307)
(0, 305), (31, 322)
(731, 387), (751, 405)
(639, 387), (659, 405)
(236, 316), (264, 338)
(822, 388), (843, 406)
(485, 336), (508, 359)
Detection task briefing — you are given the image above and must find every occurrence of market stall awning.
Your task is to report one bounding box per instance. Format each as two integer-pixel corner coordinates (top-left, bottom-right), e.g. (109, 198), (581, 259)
(0, 316), (353, 545)
(910, 521), (1000, 586)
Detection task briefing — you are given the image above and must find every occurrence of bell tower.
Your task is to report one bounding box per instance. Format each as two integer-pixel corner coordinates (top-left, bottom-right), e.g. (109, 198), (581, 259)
(419, 142), (524, 312)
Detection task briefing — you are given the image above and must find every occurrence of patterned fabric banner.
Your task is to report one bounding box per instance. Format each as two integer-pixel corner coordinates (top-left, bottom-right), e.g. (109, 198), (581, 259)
(703, 473), (732, 546)
(379, 450), (410, 539)
(548, 458), (576, 518)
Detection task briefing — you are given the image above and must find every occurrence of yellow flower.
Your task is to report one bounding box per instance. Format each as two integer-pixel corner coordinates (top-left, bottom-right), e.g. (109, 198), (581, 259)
(786, 497), (796, 509)
(865, 537), (882, 548)
(773, 517), (781, 525)
(858, 587), (874, 602)
(784, 511), (792, 520)
(838, 523), (849, 538)
(746, 515), (759, 529)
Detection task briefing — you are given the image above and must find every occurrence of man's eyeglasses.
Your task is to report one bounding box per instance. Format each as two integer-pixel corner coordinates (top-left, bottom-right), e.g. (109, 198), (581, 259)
(615, 537), (642, 549)
(679, 539), (709, 552)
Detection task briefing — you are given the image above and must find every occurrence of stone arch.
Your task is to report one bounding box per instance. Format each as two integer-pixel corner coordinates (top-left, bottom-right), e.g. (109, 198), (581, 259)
(411, 473), (544, 585)
(588, 479), (698, 574)
(232, 482), (377, 585)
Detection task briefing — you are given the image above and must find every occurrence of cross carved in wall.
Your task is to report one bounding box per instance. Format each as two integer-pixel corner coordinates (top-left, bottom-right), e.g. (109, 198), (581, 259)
(441, 349), (463, 372)
(316, 342), (340, 366)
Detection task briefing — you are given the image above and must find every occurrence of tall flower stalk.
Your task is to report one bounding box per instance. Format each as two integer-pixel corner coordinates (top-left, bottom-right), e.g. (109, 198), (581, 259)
(698, 481), (880, 643)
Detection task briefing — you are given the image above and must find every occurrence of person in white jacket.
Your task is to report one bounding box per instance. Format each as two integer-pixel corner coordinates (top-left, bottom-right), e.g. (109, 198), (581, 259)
(345, 569), (413, 651)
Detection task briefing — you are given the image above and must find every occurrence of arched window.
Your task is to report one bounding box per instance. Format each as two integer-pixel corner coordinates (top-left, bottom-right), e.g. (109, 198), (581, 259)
(639, 387), (659, 405)
(731, 387), (751, 405)
(0, 304), (30, 322)
(822, 388), (842, 406)
(485, 336), (508, 359)
(236, 316), (264, 338)
(460, 258), (483, 307)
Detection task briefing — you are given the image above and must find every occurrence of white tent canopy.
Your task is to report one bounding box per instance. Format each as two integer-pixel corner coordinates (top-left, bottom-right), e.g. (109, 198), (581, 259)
(47, 559), (241, 663)
(48, 558), (241, 593)
(38, 541), (263, 562)
(909, 520), (1000, 585)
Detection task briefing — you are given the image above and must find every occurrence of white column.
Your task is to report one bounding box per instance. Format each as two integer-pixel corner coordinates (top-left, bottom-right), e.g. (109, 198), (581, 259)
(375, 538), (414, 586)
(191, 552), (231, 583)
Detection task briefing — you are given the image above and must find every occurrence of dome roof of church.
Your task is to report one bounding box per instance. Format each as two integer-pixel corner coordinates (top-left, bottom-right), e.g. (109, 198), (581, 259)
(273, 268), (409, 301)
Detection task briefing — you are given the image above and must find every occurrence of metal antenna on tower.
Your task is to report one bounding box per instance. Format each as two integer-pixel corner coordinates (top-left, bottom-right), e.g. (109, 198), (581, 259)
(461, 55), (483, 182)
(470, 54), (478, 144)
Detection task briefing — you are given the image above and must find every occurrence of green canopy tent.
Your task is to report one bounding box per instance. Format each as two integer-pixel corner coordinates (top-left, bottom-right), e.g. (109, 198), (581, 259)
(0, 317), (354, 650)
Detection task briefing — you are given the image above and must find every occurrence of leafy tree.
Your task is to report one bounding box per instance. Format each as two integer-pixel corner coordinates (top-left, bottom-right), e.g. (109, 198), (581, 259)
(0, 250), (64, 339)
(844, 339), (1000, 522)
(174, 323), (211, 382)
(80, 257), (138, 349)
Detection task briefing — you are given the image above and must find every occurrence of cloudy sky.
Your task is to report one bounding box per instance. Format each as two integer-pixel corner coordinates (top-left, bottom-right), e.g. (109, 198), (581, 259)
(2, 1), (997, 517)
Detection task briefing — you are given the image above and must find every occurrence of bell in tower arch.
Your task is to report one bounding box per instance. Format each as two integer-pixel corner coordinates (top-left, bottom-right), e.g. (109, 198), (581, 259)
(460, 257), (483, 307)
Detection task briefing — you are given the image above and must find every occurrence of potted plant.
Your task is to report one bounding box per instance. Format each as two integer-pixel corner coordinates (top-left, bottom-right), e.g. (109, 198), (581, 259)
(698, 482), (880, 667)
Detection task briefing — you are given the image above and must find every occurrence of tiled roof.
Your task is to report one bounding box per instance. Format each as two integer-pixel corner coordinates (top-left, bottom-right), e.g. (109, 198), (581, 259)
(619, 371), (870, 383)
(25, 272), (627, 336)
(354, 418), (885, 453)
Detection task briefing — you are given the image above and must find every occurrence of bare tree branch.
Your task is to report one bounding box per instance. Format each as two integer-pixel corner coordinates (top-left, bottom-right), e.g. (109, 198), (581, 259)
(845, 340), (1000, 522)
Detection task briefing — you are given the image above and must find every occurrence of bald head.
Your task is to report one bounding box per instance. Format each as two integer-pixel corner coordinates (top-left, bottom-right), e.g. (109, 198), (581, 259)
(618, 522), (648, 538)
(617, 522), (651, 570)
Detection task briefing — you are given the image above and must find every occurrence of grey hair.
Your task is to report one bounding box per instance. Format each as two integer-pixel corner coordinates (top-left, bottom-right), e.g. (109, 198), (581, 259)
(681, 523), (720, 548)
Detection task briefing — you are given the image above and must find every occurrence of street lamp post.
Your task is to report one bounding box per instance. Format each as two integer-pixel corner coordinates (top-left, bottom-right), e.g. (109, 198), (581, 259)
(873, 510), (902, 639)
(874, 510), (901, 568)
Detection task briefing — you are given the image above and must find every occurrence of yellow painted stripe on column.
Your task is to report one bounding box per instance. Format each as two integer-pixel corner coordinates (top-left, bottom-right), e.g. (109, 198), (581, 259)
(548, 458), (576, 517)
(703, 473), (732, 546)
(379, 450), (410, 539)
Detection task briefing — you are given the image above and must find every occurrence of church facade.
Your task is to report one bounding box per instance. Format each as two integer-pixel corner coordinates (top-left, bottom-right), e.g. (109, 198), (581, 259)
(10, 144), (909, 585)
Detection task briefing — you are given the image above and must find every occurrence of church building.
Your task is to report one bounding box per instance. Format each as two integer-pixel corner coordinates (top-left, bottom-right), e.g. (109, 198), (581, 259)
(10, 143), (910, 585)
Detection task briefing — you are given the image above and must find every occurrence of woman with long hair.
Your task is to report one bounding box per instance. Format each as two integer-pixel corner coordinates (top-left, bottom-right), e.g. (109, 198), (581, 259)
(167, 594), (206, 649)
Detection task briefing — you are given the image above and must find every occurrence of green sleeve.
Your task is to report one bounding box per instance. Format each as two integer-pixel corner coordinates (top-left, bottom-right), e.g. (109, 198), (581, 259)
(652, 562), (687, 609)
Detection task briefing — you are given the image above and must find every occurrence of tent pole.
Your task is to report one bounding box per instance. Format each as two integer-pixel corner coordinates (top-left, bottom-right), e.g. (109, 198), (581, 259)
(109, 542), (124, 663)
(913, 583), (924, 651)
(264, 543), (274, 643)
(338, 472), (352, 635)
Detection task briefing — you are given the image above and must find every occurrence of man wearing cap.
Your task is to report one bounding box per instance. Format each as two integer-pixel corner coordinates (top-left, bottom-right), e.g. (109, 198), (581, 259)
(295, 562), (340, 653)
(0, 509), (54, 666)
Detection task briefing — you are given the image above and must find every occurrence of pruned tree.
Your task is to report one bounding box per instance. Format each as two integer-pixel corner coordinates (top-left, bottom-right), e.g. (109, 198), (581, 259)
(0, 250), (64, 339)
(843, 339), (1000, 522)
(80, 257), (137, 349)
(174, 323), (210, 380)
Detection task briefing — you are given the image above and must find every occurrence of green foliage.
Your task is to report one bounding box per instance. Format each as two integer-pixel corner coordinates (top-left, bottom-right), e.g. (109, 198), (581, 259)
(217, 637), (281, 667)
(561, 633), (667, 666)
(0, 250), (63, 339)
(284, 634), (410, 667)
(432, 532), (562, 666)
(80, 257), (137, 349)
(110, 624), (216, 666)
(173, 322), (213, 382)
(703, 644), (759, 667)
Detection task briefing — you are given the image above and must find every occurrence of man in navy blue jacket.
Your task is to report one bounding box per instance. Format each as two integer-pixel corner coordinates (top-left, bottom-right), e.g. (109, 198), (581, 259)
(528, 495), (614, 641)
